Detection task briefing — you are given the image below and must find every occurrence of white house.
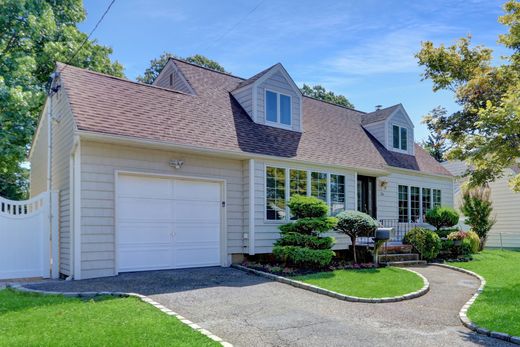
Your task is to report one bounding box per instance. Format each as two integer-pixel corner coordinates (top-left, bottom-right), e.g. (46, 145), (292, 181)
(29, 59), (454, 279)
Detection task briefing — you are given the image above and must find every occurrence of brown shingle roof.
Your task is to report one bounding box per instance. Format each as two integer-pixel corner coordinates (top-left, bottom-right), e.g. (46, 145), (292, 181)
(361, 104), (401, 125)
(57, 61), (451, 176)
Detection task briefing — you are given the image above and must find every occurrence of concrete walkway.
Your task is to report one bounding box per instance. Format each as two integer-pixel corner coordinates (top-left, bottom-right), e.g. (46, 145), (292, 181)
(24, 265), (512, 347)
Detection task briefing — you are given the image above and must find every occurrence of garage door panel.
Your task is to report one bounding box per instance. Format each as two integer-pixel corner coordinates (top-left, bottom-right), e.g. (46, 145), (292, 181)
(119, 198), (173, 220)
(174, 224), (220, 242)
(173, 244), (220, 268)
(118, 223), (171, 244)
(119, 175), (173, 198)
(118, 247), (172, 272)
(173, 201), (220, 220)
(174, 180), (220, 201)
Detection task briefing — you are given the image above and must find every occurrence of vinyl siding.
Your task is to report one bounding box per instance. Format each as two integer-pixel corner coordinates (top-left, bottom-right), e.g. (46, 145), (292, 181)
(30, 111), (48, 197)
(79, 141), (245, 279)
(387, 110), (414, 155)
(257, 71), (302, 131)
(252, 159), (356, 254)
(153, 60), (193, 94)
(363, 121), (385, 147)
(231, 87), (253, 120)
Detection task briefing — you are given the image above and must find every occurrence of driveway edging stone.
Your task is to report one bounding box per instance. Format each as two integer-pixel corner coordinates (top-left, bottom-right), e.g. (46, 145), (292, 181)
(232, 264), (429, 303)
(6, 283), (233, 347)
(431, 263), (520, 345)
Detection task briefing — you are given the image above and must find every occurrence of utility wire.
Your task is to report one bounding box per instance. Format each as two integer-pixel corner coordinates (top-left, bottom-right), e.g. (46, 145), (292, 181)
(59, 0), (116, 73)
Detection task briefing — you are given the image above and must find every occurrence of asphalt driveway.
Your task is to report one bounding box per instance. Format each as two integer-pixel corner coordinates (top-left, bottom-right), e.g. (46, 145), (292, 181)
(25, 266), (512, 347)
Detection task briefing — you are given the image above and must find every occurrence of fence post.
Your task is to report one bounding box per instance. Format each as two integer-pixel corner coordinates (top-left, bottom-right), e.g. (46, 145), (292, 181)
(42, 192), (51, 278)
(50, 191), (59, 278)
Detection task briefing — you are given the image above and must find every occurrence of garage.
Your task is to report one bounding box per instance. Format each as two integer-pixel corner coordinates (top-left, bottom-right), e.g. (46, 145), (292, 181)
(116, 173), (222, 272)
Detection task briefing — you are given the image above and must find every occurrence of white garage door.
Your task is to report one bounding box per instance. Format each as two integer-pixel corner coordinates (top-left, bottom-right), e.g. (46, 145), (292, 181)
(117, 174), (222, 272)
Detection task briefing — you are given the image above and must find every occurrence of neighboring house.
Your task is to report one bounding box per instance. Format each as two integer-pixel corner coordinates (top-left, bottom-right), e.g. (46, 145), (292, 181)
(443, 160), (520, 248)
(29, 59), (454, 279)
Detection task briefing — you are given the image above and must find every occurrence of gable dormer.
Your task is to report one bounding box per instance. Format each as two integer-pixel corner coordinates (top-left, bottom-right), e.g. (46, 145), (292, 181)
(153, 59), (195, 95)
(232, 63), (302, 132)
(362, 104), (415, 155)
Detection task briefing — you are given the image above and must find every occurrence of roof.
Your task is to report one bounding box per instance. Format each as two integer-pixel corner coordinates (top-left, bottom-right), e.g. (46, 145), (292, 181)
(361, 104), (401, 125)
(56, 60), (452, 177)
(234, 63), (278, 89)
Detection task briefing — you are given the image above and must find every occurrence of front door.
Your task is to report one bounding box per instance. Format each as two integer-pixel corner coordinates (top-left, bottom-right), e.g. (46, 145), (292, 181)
(357, 175), (377, 219)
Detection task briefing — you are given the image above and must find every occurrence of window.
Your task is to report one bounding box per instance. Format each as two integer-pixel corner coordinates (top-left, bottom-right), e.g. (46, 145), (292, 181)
(290, 169), (307, 197)
(392, 125), (408, 151)
(433, 189), (441, 207)
(265, 90), (291, 126)
(422, 188), (431, 218)
(410, 186), (420, 222)
(330, 174), (345, 215)
(311, 172), (327, 202)
(398, 185), (409, 222)
(266, 167), (286, 220)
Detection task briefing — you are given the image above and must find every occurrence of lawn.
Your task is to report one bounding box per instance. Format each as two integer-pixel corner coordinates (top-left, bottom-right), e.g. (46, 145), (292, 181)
(449, 249), (520, 337)
(0, 289), (219, 347)
(293, 267), (424, 298)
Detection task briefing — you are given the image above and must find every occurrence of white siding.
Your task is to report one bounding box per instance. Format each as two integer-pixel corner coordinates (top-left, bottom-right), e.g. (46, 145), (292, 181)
(363, 121), (385, 146)
(387, 109), (414, 155)
(257, 71), (302, 131)
(377, 170), (454, 220)
(231, 87), (253, 119)
(253, 159), (356, 254)
(79, 141), (245, 279)
(30, 112), (48, 197)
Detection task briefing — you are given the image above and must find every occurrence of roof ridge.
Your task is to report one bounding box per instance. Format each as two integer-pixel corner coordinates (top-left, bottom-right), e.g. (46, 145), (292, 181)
(56, 62), (192, 96)
(169, 57), (245, 80)
(302, 95), (366, 114)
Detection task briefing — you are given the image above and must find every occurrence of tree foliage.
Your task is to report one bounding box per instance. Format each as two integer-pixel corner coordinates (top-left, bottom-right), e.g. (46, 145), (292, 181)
(420, 106), (449, 162)
(300, 84), (354, 109)
(1, 0), (124, 199)
(461, 186), (495, 250)
(334, 210), (378, 263)
(424, 206), (459, 231)
(136, 52), (229, 84)
(416, 0), (520, 191)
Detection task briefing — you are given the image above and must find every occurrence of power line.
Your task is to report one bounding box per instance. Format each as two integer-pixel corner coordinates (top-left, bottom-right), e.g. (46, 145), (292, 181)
(59, 0), (116, 73)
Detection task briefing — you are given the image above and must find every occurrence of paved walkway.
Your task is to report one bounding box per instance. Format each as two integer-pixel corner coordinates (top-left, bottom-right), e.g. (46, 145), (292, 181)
(24, 266), (512, 347)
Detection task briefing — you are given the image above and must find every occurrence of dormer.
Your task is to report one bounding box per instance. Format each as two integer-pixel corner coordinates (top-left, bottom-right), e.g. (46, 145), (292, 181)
(153, 59), (196, 95)
(362, 104), (415, 155)
(232, 63), (303, 132)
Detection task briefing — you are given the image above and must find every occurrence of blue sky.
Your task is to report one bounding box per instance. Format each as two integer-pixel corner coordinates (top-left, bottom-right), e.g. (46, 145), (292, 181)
(81, 0), (509, 141)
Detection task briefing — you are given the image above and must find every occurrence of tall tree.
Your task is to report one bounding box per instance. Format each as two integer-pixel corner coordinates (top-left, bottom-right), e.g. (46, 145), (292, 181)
(137, 52), (229, 84)
(416, 0), (520, 191)
(421, 106), (449, 162)
(300, 84), (354, 108)
(1, 0), (124, 199)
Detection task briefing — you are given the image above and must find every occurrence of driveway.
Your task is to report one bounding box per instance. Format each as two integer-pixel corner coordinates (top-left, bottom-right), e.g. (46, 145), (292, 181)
(25, 266), (512, 347)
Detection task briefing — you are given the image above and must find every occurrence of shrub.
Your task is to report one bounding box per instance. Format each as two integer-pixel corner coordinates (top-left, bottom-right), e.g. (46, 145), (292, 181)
(466, 231), (480, 254)
(403, 227), (441, 260)
(434, 227), (459, 238)
(425, 206), (459, 231)
(446, 230), (480, 254)
(334, 210), (378, 263)
(447, 230), (468, 241)
(273, 195), (336, 268)
(461, 186), (495, 250)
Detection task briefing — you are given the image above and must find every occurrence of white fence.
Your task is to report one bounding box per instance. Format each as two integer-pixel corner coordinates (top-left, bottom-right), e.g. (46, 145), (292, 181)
(0, 192), (58, 279)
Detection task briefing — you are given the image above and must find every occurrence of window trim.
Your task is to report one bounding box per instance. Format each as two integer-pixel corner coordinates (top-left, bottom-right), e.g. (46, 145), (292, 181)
(391, 124), (409, 152)
(265, 89), (292, 128)
(398, 184), (442, 223)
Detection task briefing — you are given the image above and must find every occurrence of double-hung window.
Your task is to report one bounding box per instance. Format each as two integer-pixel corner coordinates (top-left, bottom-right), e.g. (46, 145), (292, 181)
(433, 189), (442, 207)
(398, 185), (409, 222)
(422, 188), (431, 218)
(266, 167), (286, 220)
(410, 186), (420, 222)
(266, 90), (291, 126)
(330, 174), (345, 215)
(392, 125), (408, 151)
(311, 172), (327, 202)
(289, 169), (307, 197)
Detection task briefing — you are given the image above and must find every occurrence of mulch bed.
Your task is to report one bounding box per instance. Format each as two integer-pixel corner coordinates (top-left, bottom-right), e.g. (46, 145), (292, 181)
(242, 260), (378, 277)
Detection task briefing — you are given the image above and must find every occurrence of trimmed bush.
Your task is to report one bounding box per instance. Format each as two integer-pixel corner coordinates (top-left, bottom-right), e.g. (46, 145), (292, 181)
(447, 230), (480, 255)
(273, 195), (336, 268)
(466, 231), (481, 254)
(334, 210), (378, 263)
(403, 227), (441, 260)
(425, 206), (459, 231)
(434, 227), (459, 238)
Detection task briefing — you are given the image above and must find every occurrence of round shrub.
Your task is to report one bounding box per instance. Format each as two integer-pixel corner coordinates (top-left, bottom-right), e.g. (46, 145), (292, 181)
(425, 206), (460, 230)
(447, 230), (468, 241)
(466, 231), (480, 254)
(403, 227), (441, 260)
(334, 210), (378, 263)
(287, 195), (329, 219)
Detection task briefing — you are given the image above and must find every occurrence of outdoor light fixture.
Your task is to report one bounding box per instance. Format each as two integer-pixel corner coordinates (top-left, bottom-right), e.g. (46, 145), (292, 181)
(169, 159), (184, 169)
(379, 179), (388, 191)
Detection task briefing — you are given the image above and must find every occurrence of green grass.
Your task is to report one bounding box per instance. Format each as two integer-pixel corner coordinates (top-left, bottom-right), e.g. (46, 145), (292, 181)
(293, 267), (424, 298)
(0, 289), (219, 347)
(449, 249), (520, 336)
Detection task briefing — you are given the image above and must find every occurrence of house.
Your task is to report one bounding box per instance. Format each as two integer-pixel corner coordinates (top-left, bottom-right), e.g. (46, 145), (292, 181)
(29, 59), (454, 280)
(443, 160), (520, 248)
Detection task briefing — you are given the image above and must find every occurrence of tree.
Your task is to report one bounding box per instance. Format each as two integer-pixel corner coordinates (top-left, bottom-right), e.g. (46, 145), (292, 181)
(300, 84), (354, 108)
(461, 186), (495, 250)
(334, 210), (378, 263)
(272, 195), (337, 268)
(1, 0), (124, 199)
(416, 0), (520, 192)
(424, 206), (459, 231)
(137, 52), (229, 84)
(421, 107), (449, 162)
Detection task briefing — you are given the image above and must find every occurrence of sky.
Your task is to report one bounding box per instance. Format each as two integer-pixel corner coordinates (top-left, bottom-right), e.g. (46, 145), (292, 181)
(80, 0), (509, 141)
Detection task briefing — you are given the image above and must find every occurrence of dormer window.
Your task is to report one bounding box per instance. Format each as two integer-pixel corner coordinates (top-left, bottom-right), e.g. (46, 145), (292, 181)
(393, 125), (408, 151)
(266, 90), (291, 126)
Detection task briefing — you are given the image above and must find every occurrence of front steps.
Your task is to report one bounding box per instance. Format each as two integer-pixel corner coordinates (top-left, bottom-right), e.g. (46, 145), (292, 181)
(378, 244), (426, 266)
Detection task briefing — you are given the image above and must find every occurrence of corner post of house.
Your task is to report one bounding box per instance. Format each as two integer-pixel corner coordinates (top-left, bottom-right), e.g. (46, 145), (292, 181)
(73, 139), (82, 280)
(248, 159), (255, 255)
(50, 190), (59, 278)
